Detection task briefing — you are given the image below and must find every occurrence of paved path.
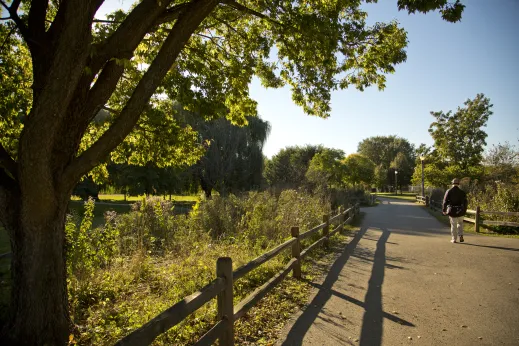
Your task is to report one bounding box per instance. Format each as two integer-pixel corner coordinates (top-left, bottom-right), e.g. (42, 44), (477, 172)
(277, 198), (519, 346)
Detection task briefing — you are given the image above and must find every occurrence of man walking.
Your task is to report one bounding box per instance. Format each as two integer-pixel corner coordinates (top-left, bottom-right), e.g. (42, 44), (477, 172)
(442, 178), (468, 243)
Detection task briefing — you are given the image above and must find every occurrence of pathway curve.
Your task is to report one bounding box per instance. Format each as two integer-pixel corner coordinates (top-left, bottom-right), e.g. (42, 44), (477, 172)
(276, 198), (519, 346)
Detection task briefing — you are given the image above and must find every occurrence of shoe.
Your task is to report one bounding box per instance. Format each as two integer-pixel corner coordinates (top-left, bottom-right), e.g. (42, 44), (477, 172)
(459, 235), (464, 243)
(451, 238), (457, 243)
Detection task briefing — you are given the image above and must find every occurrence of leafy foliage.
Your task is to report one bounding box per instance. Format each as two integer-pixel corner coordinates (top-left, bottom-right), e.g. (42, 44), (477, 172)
(191, 115), (271, 197)
(264, 145), (323, 190)
(0, 23), (31, 158)
(342, 153), (375, 187)
(428, 93), (493, 170)
(357, 135), (414, 187)
(305, 148), (346, 190)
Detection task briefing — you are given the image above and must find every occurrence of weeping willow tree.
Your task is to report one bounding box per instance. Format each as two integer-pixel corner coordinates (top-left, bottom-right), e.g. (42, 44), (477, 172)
(191, 115), (271, 197)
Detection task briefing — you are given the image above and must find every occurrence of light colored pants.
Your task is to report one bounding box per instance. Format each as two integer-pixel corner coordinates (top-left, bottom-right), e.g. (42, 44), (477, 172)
(449, 216), (464, 239)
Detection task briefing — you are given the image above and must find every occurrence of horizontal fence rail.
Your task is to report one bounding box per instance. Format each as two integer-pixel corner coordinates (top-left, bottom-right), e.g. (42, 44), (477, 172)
(115, 277), (226, 346)
(114, 203), (360, 345)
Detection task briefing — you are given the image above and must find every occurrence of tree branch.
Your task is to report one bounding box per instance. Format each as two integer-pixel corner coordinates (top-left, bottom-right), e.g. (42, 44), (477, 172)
(221, 0), (282, 26)
(0, 143), (17, 179)
(28, 0), (49, 39)
(91, 0), (175, 73)
(0, 0), (30, 40)
(93, 18), (122, 24)
(63, 0), (219, 186)
(153, 3), (190, 26)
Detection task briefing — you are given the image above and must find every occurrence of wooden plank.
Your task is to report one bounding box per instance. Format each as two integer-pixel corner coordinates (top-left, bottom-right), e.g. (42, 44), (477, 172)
(115, 277), (226, 346)
(194, 320), (225, 346)
(480, 211), (519, 216)
(300, 236), (327, 259)
(329, 212), (342, 224)
(233, 258), (297, 321)
(481, 220), (519, 227)
(299, 222), (326, 240)
(233, 238), (296, 281)
(328, 223), (343, 238)
(463, 217), (475, 224)
(466, 209), (477, 215)
(344, 206), (354, 214)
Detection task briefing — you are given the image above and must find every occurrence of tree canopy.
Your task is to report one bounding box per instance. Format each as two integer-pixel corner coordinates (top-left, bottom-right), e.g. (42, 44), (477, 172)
(411, 94), (492, 189)
(357, 135), (415, 187)
(428, 93), (493, 170)
(342, 153), (375, 187)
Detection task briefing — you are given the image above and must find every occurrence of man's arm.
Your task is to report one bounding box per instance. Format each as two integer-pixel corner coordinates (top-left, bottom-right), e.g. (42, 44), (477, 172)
(442, 189), (450, 213)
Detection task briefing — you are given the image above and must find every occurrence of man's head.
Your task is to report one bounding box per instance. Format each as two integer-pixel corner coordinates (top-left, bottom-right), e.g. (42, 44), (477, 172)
(451, 178), (460, 186)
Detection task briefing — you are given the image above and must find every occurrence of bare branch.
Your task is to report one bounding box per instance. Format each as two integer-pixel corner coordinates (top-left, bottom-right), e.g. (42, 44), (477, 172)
(0, 143), (17, 179)
(221, 0), (282, 26)
(63, 0), (219, 186)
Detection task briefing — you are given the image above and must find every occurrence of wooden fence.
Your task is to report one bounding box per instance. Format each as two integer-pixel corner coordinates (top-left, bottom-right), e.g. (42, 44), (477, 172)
(115, 204), (360, 346)
(416, 196), (519, 232)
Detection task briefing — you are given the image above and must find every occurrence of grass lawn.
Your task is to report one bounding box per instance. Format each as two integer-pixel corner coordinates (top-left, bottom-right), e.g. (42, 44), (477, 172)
(421, 205), (519, 239)
(98, 194), (198, 203)
(374, 192), (417, 202)
(68, 200), (133, 228)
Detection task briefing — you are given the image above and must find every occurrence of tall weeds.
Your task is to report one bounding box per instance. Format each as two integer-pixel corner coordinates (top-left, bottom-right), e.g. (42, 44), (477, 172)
(65, 189), (355, 344)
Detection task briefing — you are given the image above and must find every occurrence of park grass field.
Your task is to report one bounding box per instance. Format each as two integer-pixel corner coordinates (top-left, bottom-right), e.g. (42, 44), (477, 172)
(374, 192), (417, 202)
(99, 194), (198, 203)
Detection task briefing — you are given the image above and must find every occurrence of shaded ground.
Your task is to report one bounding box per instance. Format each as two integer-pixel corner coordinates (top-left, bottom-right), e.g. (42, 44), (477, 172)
(276, 198), (519, 346)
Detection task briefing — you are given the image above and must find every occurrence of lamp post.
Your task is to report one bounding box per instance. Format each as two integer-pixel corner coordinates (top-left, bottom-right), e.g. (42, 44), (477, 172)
(420, 156), (425, 198)
(395, 170), (398, 195)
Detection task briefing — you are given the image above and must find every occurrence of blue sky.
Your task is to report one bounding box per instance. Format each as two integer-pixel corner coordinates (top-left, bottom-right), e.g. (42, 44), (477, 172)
(98, 0), (519, 157)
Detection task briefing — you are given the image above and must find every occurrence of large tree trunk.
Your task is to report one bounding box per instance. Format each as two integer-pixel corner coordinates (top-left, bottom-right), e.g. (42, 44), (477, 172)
(2, 186), (71, 345)
(0, 1), (218, 344)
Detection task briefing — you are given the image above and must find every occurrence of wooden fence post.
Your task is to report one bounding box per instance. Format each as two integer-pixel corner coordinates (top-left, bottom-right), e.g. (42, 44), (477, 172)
(217, 257), (234, 346)
(475, 206), (480, 233)
(322, 214), (330, 247)
(291, 227), (301, 279)
(425, 196), (429, 207)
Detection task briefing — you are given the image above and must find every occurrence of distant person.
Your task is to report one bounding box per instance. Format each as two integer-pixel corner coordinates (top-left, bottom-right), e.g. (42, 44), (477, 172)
(442, 178), (468, 243)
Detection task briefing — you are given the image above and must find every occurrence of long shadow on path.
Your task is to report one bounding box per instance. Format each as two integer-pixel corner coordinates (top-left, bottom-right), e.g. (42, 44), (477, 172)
(280, 227), (367, 345)
(359, 228), (390, 346)
(280, 227), (413, 345)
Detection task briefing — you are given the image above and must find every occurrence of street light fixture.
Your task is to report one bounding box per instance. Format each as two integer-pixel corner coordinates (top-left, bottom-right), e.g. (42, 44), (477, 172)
(395, 170), (399, 194)
(419, 156), (425, 198)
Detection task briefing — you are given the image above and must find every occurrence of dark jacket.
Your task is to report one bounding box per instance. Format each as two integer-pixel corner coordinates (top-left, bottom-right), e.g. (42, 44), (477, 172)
(442, 185), (467, 217)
